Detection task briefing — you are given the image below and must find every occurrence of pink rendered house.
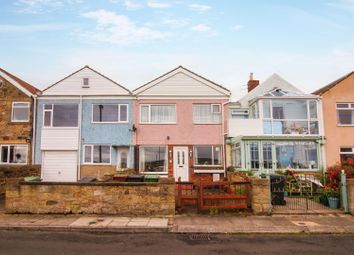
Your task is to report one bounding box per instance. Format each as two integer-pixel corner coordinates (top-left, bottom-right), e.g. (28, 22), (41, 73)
(133, 66), (231, 181)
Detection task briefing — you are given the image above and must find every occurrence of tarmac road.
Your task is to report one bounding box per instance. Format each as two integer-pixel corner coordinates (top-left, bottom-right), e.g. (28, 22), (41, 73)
(0, 230), (353, 255)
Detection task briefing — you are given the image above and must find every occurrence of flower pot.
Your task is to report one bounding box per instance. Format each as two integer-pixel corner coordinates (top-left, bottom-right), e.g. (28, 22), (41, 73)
(328, 197), (339, 209)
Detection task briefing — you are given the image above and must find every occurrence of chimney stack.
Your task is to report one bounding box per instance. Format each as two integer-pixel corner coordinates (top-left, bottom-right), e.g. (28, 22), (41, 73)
(247, 72), (259, 92)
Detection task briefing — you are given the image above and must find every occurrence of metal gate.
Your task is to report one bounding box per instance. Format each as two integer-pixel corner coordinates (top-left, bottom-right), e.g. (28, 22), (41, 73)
(271, 174), (340, 214)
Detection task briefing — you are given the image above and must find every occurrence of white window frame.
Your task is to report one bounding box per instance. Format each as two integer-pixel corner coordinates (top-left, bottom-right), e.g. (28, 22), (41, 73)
(139, 104), (177, 124)
(11, 102), (30, 122)
(43, 104), (79, 128)
(193, 104), (222, 124)
(0, 144), (28, 165)
(91, 104), (129, 124)
(139, 145), (168, 174)
(193, 145), (223, 167)
(82, 77), (89, 88)
(83, 145), (111, 165)
(336, 103), (354, 126)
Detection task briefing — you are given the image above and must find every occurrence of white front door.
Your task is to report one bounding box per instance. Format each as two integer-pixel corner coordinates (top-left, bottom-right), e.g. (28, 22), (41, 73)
(173, 147), (189, 182)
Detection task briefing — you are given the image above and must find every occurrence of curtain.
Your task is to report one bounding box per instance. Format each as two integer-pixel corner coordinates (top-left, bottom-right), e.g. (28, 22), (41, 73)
(193, 104), (221, 123)
(151, 105), (176, 123)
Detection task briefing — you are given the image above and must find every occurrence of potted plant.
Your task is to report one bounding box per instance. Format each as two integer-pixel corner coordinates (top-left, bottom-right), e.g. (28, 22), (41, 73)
(324, 186), (340, 209)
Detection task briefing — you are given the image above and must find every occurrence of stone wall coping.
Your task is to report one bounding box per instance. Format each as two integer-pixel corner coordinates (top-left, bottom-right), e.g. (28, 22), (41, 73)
(19, 181), (173, 187)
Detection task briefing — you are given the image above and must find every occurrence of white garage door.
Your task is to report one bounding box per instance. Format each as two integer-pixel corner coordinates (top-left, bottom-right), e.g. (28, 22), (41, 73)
(42, 151), (78, 182)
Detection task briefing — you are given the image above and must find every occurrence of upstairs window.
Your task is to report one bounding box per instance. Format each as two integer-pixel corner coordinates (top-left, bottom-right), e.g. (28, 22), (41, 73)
(92, 104), (128, 123)
(11, 102), (30, 122)
(140, 104), (176, 124)
(337, 103), (354, 125)
(82, 78), (89, 88)
(193, 104), (221, 124)
(43, 104), (79, 127)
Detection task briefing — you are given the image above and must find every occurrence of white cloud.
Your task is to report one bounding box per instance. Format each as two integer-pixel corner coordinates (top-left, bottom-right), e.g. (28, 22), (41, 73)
(0, 23), (68, 33)
(81, 9), (169, 44)
(109, 0), (142, 10)
(325, 0), (354, 12)
(147, 1), (172, 8)
(232, 24), (244, 31)
(16, 0), (83, 13)
(162, 18), (189, 28)
(189, 4), (211, 12)
(191, 24), (210, 32)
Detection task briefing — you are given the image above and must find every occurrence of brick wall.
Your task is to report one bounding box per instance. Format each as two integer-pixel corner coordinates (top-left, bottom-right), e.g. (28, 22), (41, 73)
(5, 179), (175, 216)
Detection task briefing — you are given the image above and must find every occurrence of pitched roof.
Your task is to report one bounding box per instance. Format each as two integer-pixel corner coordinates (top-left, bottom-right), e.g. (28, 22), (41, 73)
(0, 67), (40, 95)
(43, 65), (132, 94)
(133, 65), (231, 95)
(313, 71), (354, 95)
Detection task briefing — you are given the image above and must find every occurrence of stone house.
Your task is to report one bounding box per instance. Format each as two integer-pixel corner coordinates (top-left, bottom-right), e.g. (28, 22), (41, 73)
(313, 71), (354, 167)
(0, 68), (40, 166)
(35, 66), (134, 182)
(133, 66), (231, 182)
(226, 73), (325, 176)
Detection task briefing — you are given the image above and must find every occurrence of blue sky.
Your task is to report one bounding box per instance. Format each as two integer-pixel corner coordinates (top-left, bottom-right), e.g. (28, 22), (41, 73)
(1, 0), (354, 98)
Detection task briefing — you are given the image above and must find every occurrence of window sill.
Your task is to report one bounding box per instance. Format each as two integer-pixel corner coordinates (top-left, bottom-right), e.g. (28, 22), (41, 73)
(337, 124), (354, 127)
(140, 172), (168, 175)
(9, 122), (30, 125)
(194, 169), (225, 174)
(139, 123), (177, 125)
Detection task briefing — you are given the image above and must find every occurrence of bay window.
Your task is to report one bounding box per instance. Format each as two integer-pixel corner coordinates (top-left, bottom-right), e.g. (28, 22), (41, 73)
(337, 103), (354, 125)
(43, 104), (79, 127)
(194, 145), (222, 166)
(262, 99), (319, 134)
(193, 104), (221, 124)
(92, 104), (128, 123)
(11, 102), (30, 122)
(84, 145), (111, 164)
(0, 145), (27, 164)
(140, 104), (176, 124)
(139, 146), (167, 173)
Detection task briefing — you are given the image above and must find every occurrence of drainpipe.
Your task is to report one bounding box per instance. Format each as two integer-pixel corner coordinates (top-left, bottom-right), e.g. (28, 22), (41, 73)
(77, 96), (83, 181)
(31, 95), (37, 165)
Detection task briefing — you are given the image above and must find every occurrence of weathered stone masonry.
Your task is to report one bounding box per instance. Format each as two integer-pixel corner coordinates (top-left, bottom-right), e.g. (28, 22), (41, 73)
(6, 179), (175, 216)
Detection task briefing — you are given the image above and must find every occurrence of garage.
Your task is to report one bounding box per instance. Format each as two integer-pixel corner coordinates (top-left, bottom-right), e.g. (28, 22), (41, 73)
(42, 151), (78, 182)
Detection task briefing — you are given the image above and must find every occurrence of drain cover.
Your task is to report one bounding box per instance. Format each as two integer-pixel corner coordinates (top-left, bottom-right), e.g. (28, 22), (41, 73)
(189, 234), (211, 241)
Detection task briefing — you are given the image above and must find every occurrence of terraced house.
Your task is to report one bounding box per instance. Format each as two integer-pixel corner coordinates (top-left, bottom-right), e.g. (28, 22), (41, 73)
(227, 73), (325, 175)
(35, 66), (134, 182)
(314, 71), (354, 167)
(0, 68), (40, 167)
(133, 66), (231, 182)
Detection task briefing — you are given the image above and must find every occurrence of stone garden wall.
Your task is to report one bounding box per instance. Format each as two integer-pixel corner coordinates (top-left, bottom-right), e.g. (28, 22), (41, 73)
(347, 179), (354, 215)
(251, 178), (272, 215)
(5, 178), (175, 216)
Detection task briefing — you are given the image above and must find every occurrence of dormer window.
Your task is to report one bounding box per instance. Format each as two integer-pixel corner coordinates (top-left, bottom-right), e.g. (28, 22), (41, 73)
(82, 78), (89, 88)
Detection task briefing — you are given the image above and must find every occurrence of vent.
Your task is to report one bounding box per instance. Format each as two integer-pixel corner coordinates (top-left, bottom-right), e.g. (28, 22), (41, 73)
(82, 78), (89, 88)
(189, 234), (211, 241)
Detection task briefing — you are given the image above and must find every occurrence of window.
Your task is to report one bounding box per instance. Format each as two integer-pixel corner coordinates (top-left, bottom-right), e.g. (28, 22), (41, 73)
(262, 99), (319, 135)
(0, 145), (27, 164)
(193, 104), (221, 124)
(340, 147), (354, 163)
(232, 143), (242, 168)
(11, 102), (30, 122)
(82, 78), (89, 88)
(337, 103), (354, 125)
(139, 146), (167, 173)
(262, 142), (273, 169)
(250, 142), (259, 169)
(92, 104), (128, 123)
(275, 141), (318, 169)
(43, 104), (79, 127)
(84, 145), (111, 164)
(194, 145), (222, 166)
(140, 104), (176, 124)
(230, 109), (249, 119)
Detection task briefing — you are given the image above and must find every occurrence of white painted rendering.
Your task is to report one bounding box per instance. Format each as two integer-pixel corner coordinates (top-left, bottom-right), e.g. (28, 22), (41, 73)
(40, 128), (79, 150)
(42, 151), (77, 182)
(134, 66), (230, 98)
(42, 66), (131, 96)
(228, 119), (263, 137)
(239, 74), (303, 108)
(173, 146), (189, 182)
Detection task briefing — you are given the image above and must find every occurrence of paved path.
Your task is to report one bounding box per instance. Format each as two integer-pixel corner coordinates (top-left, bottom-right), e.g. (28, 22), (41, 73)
(1, 231), (353, 255)
(172, 214), (354, 234)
